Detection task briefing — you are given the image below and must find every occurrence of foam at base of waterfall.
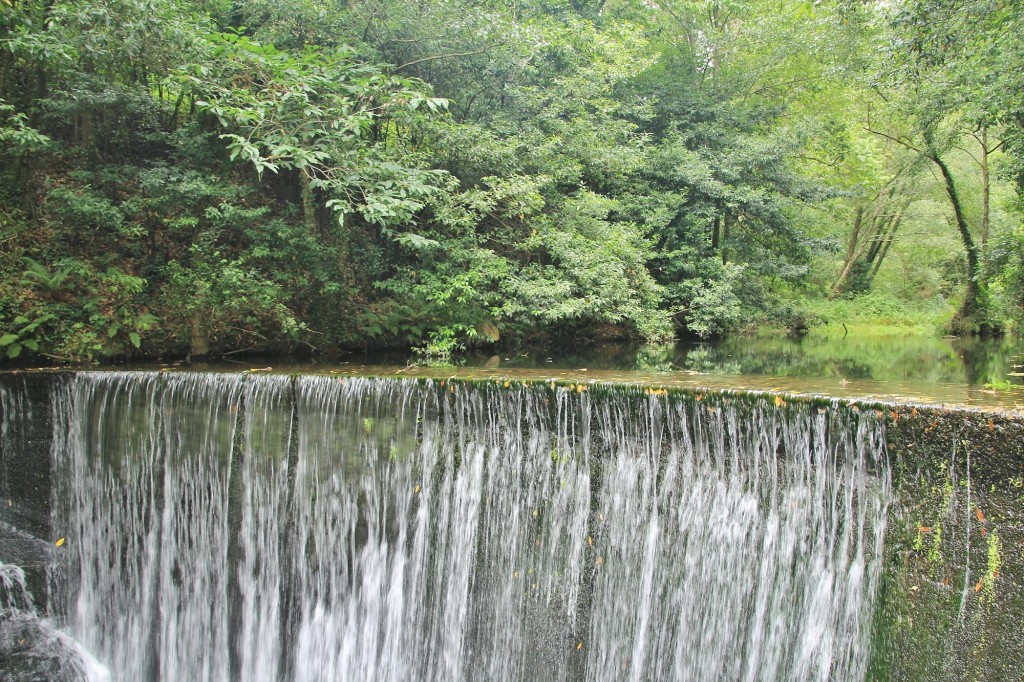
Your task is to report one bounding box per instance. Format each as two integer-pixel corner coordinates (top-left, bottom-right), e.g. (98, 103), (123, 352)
(1, 560), (110, 682)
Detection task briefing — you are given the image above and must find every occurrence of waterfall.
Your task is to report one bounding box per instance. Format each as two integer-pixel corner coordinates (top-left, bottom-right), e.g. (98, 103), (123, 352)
(38, 372), (889, 681)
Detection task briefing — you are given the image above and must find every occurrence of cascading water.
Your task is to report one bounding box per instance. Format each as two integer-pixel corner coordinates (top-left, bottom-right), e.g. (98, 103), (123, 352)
(37, 371), (889, 681)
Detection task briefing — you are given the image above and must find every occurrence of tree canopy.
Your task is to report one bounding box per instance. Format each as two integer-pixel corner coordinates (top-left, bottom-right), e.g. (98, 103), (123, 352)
(1, 0), (1021, 361)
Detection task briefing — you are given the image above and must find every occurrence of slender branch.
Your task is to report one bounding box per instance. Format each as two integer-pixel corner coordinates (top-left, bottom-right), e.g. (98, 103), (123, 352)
(794, 154), (839, 168)
(968, 129), (1005, 154)
(953, 144), (981, 167)
(864, 126), (921, 153)
(396, 44), (504, 71)
(750, 75), (821, 98)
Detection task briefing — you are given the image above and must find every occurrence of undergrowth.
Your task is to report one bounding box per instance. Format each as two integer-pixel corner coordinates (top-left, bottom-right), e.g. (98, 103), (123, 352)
(800, 292), (957, 336)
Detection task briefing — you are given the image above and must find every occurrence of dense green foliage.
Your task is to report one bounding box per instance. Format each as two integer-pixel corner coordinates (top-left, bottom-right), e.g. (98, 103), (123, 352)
(0, 0), (1021, 361)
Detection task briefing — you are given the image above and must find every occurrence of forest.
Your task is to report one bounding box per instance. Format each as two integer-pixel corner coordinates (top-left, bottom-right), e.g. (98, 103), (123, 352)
(0, 0), (1022, 362)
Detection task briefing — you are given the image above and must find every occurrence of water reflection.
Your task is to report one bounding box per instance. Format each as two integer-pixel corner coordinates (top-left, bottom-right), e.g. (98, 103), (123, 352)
(444, 334), (1024, 388)
(302, 333), (1024, 412)
(56, 333), (1024, 413)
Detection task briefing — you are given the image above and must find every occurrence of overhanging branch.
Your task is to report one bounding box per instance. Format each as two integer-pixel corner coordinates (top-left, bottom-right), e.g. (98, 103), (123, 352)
(396, 44), (505, 71)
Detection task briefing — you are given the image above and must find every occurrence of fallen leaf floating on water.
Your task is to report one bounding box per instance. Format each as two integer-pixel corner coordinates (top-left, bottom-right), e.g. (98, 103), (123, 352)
(975, 579), (984, 593)
(55, 537), (65, 547)
(918, 526), (932, 533)
(981, 528), (988, 538)
(414, 484), (421, 494)
(911, 407), (919, 417)
(576, 384), (587, 393)
(774, 395), (786, 408)
(976, 508), (986, 523)
(988, 419), (995, 432)
(576, 642), (583, 651)
(695, 394), (703, 401)
(890, 410), (899, 422)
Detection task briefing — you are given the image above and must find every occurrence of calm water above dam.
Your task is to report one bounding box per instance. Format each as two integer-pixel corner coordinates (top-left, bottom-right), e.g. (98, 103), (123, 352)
(343, 332), (1024, 385)
(187, 332), (1024, 411)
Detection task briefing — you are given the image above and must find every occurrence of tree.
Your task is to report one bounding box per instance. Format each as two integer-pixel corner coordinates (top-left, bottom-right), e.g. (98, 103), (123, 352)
(187, 32), (448, 241)
(873, 0), (1024, 333)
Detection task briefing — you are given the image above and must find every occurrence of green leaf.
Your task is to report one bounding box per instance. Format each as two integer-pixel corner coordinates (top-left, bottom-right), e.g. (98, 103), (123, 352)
(0, 333), (18, 346)
(394, 232), (441, 251)
(129, 332), (141, 349)
(22, 339), (39, 351)
(136, 313), (159, 329)
(6, 344), (22, 359)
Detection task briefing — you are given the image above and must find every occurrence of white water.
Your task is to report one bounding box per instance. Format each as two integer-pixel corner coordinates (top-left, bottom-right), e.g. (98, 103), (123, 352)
(1, 559), (111, 682)
(43, 372), (889, 681)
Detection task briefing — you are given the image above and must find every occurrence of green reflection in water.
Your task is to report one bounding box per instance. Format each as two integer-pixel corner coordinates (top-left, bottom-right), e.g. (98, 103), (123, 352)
(459, 334), (1024, 387)
(675, 334), (1023, 386)
(87, 333), (1024, 413)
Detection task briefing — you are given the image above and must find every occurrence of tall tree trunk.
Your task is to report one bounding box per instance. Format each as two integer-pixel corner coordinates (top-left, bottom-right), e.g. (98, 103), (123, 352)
(980, 126), (990, 254)
(930, 152), (992, 333)
(721, 212), (729, 265)
(299, 172), (318, 237)
(830, 206), (865, 298)
(867, 207), (905, 284)
(189, 314), (210, 358)
(868, 230), (894, 283)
